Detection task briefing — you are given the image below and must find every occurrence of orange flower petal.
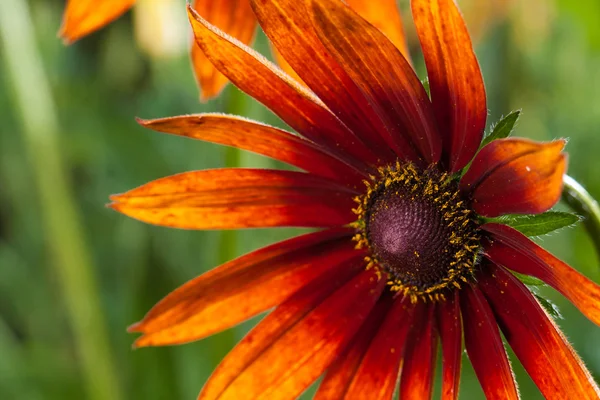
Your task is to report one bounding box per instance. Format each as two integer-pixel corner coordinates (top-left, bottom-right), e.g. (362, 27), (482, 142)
(483, 223), (600, 327)
(250, 0), (399, 165)
(109, 169), (358, 230)
(129, 228), (357, 346)
(137, 114), (367, 188)
(461, 285), (519, 399)
(209, 269), (385, 399)
(437, 292), (462, 400)
(314, 296), (393, 400)
(480, 263), (600, 398)
(187, 5), (378, 169)
(346, 0), (412, 64)
(190, 0), (257, 100)
(340, 296), (417, 399)
(399, 303), (437, 399)
(310, 0), (441, 165)
(200, 249), (366, 400)
(460, 138), (566, 217)
(412, 0), (487, 172)
(59, 0), (136, 43)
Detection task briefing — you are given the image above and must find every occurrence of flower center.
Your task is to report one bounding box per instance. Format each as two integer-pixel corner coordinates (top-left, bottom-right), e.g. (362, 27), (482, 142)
(353, 162), (481, 302)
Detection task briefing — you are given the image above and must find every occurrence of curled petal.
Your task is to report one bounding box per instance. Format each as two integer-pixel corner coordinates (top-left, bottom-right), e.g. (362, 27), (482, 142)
(412, 0), (487, 172)
(137, 114), (366, 187)
(480, 262), (600, 399)
(460, 138), (566, 217)
(399, 303), (437, 400)
(208, 269), (385, 399)
(191, 0), (257, 100)
(200, 251), (365, 400)
(310, 0), (442, 164)
(314, 296), (393, 400)
(483, 223), (600, 327)
(250, 0), (398, 165)
(460, 285), (519, 399)
(109, 169), (358, 229)
(342, 296), (417, 399)
(187, 5), (375, 170)
(346, 0), (412, 64)
(129, 228), (358, 346)
(59, 0), (135, 43)
(437, 292), (462, 400)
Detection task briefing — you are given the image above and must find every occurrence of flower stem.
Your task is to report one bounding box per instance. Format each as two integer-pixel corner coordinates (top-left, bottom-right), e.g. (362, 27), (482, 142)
(563, 175), (600, 263)
(0, 2), (122, 400)
(211, 88), (246, 363)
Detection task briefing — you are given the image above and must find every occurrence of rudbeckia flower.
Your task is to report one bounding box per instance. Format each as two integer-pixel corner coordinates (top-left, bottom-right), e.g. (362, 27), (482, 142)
(58, 0), (407, 100)
(110, 0), (600, 398)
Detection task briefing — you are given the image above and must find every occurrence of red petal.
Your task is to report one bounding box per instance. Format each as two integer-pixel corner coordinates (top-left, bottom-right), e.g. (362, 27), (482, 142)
(342, 296), (418, 399)
(412, 0), (487, 172)
(437, 292), (462, 400)
(200, 249), (366, 400)
(483, 223), (600, 327)
(460, 285), (519, 399)
(186, 5), (377, 170)
(137, 114), (366, 188)
(345, 0), (412, 65)
(109, 169), (357, 230)
(480, 262), (600, 399)
(207, 269), (385, 399)
(59, 0), (135, 43)
(399, 303), (437, 400)
(310, 0), (442, 165)
(128, 228), (358, 346)
(461, 138), (567, 217)
(190, 0), (257, 100)
(314, 296), (393, 400)
(250, 0), (399, 165)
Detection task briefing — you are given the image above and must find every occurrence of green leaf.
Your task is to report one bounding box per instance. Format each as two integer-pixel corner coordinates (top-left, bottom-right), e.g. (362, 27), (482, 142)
(421, 77), (430, 98)
(480, 110), (521, 148)
(486, 211), (581, 237)
(534, 294), (563, 320)
(512, 271), (545, 286)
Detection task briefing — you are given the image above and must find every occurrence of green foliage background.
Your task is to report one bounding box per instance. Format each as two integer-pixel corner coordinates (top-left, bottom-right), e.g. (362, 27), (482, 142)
(1, 0), (600, 399)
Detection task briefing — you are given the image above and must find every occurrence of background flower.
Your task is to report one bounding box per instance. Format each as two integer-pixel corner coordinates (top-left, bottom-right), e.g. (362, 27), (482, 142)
(0, 0), (600, 399)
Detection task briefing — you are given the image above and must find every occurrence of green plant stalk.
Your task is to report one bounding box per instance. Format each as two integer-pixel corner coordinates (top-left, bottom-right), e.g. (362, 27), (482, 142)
(210, 88), (247, 364)
(563, 175), (600, 263)
(0, 2), (122, 400)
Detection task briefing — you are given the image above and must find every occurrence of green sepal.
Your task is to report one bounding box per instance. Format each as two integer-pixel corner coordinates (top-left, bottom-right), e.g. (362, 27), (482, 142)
(512, 271), (545, 286)
(421, 77), (430, 98)
(480, 110), (521, 148)
(483, 211), (581, 237)
(533, 294), (563, 320)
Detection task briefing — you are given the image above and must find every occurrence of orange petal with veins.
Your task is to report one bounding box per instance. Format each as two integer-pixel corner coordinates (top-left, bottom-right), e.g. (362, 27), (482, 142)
(412, 0), (487, 172)
(480, 262), (600, 399)
(130, 228), (358, 347)
(137, 114), (367, 188)
(109, 169), (358, 230)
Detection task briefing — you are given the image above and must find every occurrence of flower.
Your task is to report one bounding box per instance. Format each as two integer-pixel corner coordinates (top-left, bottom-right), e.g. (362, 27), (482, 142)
(58, 0), (408, 100)
(110, 0), (600, 398)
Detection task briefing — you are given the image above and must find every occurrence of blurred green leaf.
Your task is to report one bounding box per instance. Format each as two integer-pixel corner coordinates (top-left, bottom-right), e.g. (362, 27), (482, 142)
(480, 110), (521, 148)
(485, 211), (581, 237)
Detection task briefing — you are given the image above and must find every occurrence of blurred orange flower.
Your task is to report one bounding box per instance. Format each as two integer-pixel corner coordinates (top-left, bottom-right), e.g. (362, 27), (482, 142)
(110, 0), (600, 398)
(59, 0), (408, 100)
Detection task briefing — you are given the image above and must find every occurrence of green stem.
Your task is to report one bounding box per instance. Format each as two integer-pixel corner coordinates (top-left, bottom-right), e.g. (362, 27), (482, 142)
(0, 2), (122, 400)
(211, 88), (246, 364)
(563, 175), (600, 263)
